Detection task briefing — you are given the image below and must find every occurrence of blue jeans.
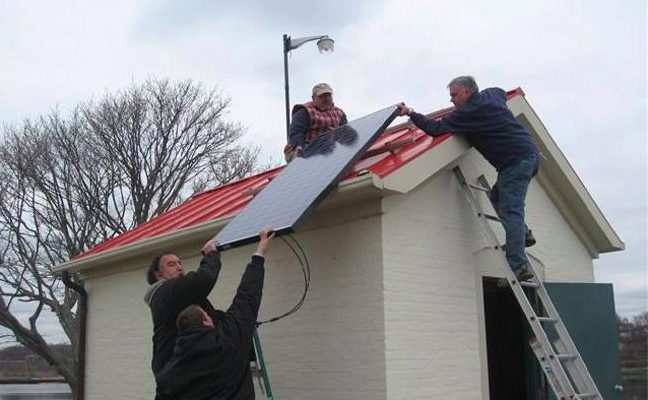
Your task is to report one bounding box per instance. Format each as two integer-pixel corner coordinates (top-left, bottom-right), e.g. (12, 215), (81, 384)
(489, 153), (540, 270)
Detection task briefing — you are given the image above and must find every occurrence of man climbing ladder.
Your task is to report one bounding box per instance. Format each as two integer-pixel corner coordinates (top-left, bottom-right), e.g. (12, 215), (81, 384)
(398, 75), (539, 281)
(454, 166), (603, 399)
(396, 73), (601, 398)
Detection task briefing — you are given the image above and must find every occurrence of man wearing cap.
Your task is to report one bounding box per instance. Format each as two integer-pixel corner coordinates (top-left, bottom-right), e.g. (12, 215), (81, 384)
(284, 83), (348, 162)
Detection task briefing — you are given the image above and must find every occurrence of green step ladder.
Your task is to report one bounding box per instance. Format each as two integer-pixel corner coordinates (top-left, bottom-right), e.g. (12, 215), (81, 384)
(252, 328), (275, 400)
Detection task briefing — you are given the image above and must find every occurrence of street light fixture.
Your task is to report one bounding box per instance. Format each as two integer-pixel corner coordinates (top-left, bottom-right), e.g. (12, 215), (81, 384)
(283, 34), (335, 138)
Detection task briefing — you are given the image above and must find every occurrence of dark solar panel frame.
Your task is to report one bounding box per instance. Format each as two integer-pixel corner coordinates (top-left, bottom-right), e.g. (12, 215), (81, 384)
(215, 105), (399, 250)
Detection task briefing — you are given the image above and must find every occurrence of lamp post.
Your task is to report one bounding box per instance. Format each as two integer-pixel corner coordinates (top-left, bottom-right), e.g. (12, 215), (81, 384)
(283, 34), (335, 138)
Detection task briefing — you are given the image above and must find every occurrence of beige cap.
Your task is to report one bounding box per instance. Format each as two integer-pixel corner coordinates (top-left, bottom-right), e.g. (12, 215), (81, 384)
(312, 83), (333, 97)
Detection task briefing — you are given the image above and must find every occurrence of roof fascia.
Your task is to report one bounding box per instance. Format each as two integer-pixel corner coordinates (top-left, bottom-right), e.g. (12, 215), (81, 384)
(507, 96), (624, 255)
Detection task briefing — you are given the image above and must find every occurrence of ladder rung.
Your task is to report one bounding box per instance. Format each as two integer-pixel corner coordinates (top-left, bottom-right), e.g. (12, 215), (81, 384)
(478, 212), (501, 222)
(520, 281), (539, 288)
(536, 317), (558, 323)
(556, 353), (577, 361)
(576, 393), (597, 399)
(468, 183), (490, 192)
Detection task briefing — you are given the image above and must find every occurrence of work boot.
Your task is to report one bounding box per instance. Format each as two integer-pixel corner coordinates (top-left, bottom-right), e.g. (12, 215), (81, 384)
(514, 264), (534, 281)
(501, 230), (535, 252)
(525, 229), (536, 247)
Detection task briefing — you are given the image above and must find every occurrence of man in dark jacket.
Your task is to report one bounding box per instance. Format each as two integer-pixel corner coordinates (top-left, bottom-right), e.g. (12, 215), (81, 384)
(284, 82), (348, 162)
(144, 238), (223, 398)
(398, 76), (540, 281)
(156, 228), (275, 400)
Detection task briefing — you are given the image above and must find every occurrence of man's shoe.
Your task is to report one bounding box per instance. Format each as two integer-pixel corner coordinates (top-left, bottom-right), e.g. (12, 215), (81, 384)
(525, 229), (536, 247)
(514, 265), (534, 281)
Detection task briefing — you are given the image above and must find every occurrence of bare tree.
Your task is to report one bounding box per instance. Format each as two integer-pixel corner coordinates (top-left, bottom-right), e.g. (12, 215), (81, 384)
(0, 117), (89, 392)
(82, 78), (257, 230)
(618, 312), (648, 399)
(0, 78), (259, 398)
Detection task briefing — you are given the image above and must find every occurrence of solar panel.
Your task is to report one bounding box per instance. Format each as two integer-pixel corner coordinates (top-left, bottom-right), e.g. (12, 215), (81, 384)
(215, 105), (399, 250)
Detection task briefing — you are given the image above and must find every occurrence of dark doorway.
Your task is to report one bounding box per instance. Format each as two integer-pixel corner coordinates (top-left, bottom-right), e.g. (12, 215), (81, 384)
(483, 277), (531, 400)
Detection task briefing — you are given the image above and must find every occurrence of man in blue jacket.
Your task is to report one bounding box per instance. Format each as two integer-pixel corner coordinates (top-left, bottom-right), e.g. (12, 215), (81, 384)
(398, 76), (539, 281)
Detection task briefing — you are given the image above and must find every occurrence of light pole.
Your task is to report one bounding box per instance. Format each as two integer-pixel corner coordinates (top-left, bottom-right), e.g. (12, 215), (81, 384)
(283, 34), (335, 138)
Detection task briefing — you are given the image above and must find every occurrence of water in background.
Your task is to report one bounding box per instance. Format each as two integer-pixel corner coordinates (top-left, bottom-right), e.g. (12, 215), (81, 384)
(0, 383), (72, 400)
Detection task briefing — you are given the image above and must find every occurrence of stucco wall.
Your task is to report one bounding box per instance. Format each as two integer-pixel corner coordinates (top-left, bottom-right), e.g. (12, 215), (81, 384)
(82, 199), (387, 400)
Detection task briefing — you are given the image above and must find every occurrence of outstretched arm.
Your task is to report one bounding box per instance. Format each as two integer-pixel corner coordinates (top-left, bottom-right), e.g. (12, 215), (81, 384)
(175, 238), (222, 302)
(224, 229), (275, 341)
(397, 102), (469, 137)
(409, 112), (450, 137)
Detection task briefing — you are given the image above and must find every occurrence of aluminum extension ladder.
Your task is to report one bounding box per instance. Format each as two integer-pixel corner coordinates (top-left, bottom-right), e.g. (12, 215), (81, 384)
(453, 166), (602, 400)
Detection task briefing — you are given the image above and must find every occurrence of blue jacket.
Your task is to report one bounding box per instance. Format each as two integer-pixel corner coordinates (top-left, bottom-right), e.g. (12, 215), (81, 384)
(409, 88), (538, 171)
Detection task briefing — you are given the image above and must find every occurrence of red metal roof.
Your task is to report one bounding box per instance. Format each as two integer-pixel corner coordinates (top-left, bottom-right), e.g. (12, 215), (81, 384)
(78, 89), (524, 259)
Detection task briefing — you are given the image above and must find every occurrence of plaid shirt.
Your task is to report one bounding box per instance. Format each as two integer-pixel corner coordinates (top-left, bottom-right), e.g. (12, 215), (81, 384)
(293, 101), (345, 145)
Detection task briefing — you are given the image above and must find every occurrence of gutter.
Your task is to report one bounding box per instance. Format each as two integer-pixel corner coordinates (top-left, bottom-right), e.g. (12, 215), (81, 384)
(61, 271), (87, 400)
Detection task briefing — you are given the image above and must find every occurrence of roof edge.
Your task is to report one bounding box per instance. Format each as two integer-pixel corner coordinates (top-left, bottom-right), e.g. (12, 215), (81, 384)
(52, 215), (231, 274)
(507, 95), (624, 254)
(53, 172), (383, 274)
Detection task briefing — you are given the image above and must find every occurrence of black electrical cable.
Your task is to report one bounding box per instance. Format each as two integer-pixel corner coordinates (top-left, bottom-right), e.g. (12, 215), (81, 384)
(256, 235), (308, 325)
(256, 234), (310, 326)
(257, 234), (310, 325)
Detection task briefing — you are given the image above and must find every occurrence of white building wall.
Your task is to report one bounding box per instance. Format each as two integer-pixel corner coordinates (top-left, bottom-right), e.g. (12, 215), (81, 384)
(523, 181), (595, 283)
(81, 151), (596, 400)
(83, 261), (157, 400)
(382, 166), (485, 400)
(250, 202), (387, 400)
(381, 150), (596, 400)
(82, 199), (387, 400)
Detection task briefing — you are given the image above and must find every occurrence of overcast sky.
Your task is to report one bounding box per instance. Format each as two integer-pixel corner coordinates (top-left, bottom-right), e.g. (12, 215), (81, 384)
(1, 0), (646, 342)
